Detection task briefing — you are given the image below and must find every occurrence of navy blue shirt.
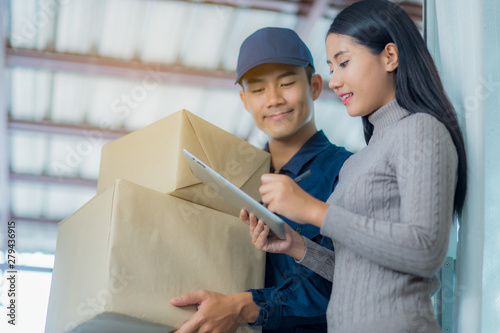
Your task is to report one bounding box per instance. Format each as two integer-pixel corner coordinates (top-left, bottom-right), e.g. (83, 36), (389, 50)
(248, 130), (352, 332)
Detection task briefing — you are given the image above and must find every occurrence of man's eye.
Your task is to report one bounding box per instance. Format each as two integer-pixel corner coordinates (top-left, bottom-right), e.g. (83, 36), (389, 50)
(251, 88), (264, 93)
(281, 81), (295, 87)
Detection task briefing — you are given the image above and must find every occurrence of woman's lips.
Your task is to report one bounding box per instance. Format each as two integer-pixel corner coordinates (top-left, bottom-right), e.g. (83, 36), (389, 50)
(340, 93), (353, 105)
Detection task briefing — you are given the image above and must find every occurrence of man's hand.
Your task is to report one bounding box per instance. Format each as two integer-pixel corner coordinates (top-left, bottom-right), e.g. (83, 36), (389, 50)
(170, 291), (259, 333)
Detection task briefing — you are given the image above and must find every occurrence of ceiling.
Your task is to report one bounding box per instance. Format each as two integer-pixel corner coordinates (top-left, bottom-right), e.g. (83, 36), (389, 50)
(0, 0), (422, 256)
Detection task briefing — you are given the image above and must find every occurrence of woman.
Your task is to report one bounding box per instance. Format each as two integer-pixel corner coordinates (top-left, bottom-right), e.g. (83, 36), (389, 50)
(240, 0), (467, 332)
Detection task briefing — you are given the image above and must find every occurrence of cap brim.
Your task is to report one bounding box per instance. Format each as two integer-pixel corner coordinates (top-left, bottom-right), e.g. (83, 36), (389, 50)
(235, 57), (311, 84)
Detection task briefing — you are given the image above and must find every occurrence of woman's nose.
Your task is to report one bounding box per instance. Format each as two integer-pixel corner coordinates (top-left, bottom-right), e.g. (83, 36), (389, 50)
(329, 72), (343, 91)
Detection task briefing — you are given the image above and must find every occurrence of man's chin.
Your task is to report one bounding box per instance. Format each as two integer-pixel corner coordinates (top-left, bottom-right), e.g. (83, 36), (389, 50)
(267, 130), (297, 141)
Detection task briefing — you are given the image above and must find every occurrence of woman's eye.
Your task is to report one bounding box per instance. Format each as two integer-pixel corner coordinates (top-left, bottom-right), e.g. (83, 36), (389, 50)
(339, 60), (350, 68)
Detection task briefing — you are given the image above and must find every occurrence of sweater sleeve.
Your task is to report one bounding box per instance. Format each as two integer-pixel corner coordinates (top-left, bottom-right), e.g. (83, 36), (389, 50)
(321, 115), (458, 277)
(296, 236), (335, 281)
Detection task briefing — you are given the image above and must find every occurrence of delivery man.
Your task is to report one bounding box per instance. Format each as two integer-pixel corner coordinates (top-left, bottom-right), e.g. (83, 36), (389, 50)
(171, 27), (352, 333)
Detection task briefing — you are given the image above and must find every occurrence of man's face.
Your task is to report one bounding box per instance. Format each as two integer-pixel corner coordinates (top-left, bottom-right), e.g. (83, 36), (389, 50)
(239, 63), (322, 141)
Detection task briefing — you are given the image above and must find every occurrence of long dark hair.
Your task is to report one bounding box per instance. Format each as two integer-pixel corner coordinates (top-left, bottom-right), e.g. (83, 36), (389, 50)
(328, 0), (467, 216)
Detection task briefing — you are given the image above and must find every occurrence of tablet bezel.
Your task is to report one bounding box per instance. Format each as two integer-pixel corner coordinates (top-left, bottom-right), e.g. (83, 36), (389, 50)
(182, 149), (286, 239)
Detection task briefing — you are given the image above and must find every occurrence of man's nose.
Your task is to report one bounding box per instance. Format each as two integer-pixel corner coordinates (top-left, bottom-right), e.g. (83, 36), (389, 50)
(266, 86), (285, 107)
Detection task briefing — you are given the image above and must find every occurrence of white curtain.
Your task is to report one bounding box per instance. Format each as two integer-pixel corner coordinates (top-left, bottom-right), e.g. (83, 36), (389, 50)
(429, 0), (500, 332)
(480, 1), (500, 332)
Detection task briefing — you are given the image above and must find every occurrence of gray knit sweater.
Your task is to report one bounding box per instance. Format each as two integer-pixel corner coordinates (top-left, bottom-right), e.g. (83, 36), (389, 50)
(298, 100), (458, 333)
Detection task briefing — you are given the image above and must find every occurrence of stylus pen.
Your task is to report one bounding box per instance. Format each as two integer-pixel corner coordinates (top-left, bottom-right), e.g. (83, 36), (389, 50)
(259, 170), (312, 204)
(293, 169), (312, 183)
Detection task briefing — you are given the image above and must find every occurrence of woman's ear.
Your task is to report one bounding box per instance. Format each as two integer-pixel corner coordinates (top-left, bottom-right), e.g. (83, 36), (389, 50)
(383, 43), (399, 72)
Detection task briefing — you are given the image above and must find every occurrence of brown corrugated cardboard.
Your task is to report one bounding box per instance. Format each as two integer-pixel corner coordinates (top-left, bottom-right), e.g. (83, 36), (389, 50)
(45, 179), (264, 333)
(97, 110), (270, 216)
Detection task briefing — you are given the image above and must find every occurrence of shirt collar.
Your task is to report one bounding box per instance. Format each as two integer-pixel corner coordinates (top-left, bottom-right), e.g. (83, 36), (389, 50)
(368, 99), (411, 136)
(264, 130), (331, 175)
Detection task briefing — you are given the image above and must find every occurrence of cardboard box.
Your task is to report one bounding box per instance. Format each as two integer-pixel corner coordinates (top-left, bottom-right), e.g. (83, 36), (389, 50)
(45, 179), (265, 333)
(97, 110), (270, 216)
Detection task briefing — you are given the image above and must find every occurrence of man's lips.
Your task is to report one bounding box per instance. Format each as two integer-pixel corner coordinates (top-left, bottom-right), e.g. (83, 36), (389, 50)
(264, 109), (293, 120)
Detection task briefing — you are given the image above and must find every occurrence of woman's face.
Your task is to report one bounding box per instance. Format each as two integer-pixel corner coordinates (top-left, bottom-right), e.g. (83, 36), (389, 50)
(326, 33), (398, 118)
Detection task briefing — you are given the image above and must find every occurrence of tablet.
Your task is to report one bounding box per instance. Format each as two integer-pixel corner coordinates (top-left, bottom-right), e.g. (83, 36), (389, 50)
(183, 149), (286, 239)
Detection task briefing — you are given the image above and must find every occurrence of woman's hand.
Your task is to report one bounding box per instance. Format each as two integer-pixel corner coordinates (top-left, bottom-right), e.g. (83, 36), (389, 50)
(240, 209), (305, 261)
(259, 173), (329, 228)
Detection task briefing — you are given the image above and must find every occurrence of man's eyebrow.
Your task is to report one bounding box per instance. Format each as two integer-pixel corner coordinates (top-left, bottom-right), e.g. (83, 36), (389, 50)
(277, 71), (298, 79)
(247, 71), (298, 84)
(247, 77), (263, 84)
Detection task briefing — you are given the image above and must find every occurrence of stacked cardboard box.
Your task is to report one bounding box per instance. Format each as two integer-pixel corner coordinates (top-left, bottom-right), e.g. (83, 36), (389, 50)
(45, 110), (270, 333)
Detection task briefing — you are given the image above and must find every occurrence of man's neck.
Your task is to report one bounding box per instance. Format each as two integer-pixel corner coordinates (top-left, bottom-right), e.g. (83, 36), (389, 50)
(268, 125), (317, 172)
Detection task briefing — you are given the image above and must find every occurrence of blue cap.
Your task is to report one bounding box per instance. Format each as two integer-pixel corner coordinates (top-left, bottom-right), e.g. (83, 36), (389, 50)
(235, 27), (315, 84)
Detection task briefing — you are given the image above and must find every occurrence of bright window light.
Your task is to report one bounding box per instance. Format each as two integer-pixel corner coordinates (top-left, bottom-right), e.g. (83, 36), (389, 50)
(0, 252), (54, 332)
